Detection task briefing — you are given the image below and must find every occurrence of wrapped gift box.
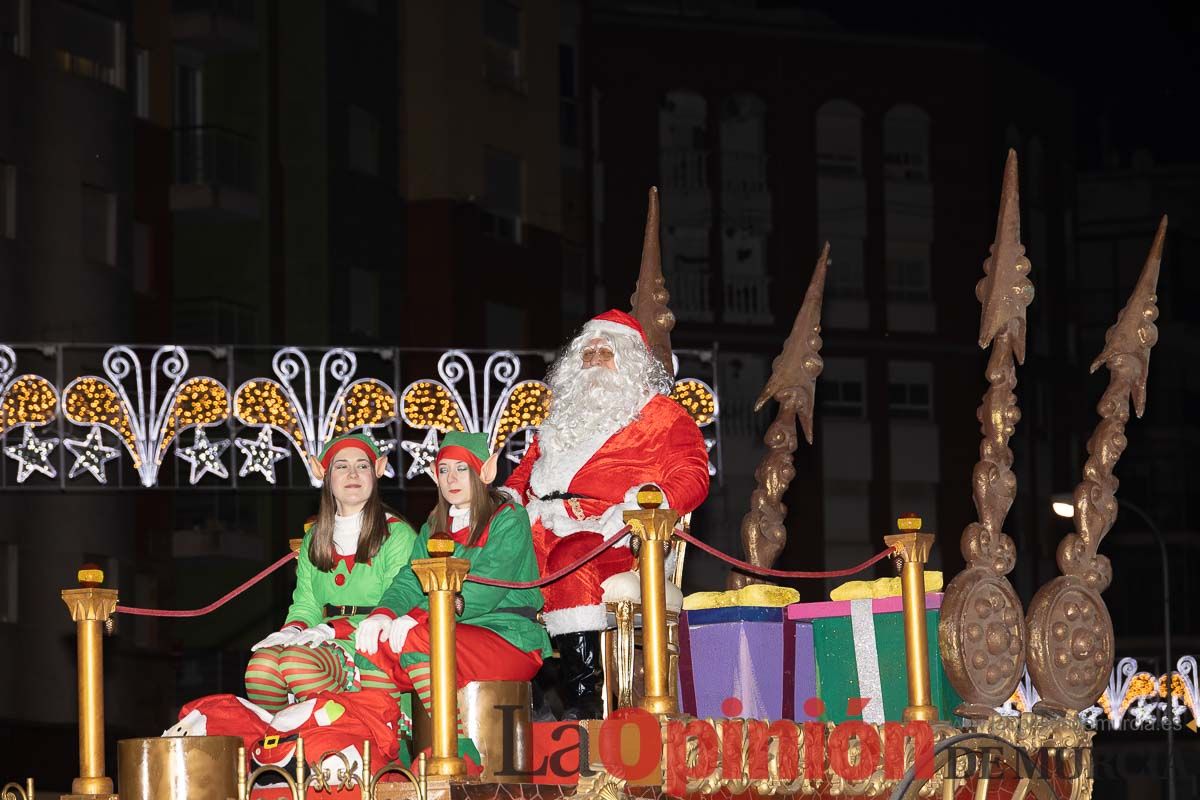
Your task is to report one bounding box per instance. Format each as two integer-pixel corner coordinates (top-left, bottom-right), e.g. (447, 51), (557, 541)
(787, 593), (961, 724)
(678, 606), (817, 722)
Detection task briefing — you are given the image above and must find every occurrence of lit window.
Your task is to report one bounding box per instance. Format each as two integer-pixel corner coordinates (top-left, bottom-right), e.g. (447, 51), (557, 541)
(820, 358), (867, 418)
(816, 100), (863, 177)
(888, 361), (932, 419)
(481, 148), (522, 244)
(55, 5), (125, 89)
(886, 241), (931, 301)
(348, 105), (381, 177)
(82, 185), (116, 266)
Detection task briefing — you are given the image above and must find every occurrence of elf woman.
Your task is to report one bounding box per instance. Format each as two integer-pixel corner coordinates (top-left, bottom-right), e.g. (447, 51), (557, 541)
(245, 433), (418, 712)
(355, 431), (551, 762)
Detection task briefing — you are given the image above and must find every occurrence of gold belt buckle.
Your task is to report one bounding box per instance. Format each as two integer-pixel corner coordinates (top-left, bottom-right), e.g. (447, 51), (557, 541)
(567, 497), (585, 518)
(263, 734), (280, 749)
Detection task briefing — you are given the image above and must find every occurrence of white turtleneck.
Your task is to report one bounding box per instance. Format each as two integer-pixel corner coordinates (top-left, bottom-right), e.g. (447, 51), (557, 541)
(333, 510), (363, 555)
(448, 505), (471, 532)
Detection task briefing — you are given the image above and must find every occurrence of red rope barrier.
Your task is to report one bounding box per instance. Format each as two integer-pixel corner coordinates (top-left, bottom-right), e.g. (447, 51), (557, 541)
(464, 525), (633, 588)
(675, 528), (898, 579)
(115, 551), (298, 618)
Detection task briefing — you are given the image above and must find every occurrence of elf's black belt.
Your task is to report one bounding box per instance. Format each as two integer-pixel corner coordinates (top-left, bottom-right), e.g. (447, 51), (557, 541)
(324, 604), (372, 618)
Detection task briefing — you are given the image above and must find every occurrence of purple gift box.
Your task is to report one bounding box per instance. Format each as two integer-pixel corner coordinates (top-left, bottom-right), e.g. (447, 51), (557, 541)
(678, 606), (817, 722)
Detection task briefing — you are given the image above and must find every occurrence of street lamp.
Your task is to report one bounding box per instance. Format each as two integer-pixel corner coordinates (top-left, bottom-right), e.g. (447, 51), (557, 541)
(1050, 492), (1174, 800)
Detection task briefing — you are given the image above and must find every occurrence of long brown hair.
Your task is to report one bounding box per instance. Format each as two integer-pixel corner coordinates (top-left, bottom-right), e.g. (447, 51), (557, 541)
(308, 476), (404, 572)
(427, 467), (506, 548)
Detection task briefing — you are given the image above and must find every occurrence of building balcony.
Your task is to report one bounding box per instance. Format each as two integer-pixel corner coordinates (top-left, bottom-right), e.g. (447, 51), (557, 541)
(170, 126), (259, 218)
(666, 268), (713, 323)
(659, 148), (711, 228)
(172, 0), (257, 53)
(723, 273), (772, 324)
(720, 151), (772, 232)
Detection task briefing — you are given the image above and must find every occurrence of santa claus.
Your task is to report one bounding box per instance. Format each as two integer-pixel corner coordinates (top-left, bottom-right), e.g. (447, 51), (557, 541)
(505, 309), (710, 719)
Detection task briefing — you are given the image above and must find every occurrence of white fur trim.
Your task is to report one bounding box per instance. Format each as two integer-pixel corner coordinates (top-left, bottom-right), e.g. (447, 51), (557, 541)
(543, 604), (608, 635)
(600, 570), (684, 611)
(583, 320), (645, 346)
(529, 395), (656, 497)
(269, 698), (317, 733)
(164, 708), (206, 737)
(497, 485), (524, 506)
(239, 696), (275, 723)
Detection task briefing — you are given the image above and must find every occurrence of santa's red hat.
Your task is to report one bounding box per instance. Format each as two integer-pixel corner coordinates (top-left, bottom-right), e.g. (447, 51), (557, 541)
(582, 309), (650, 349)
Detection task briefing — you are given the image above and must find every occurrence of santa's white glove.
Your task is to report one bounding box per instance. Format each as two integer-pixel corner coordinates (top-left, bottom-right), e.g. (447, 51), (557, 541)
(355, 614), (393, 655)
(293, 623), (336, 648)
(387, 614), (419, 654)
(251, 625), (303, 652)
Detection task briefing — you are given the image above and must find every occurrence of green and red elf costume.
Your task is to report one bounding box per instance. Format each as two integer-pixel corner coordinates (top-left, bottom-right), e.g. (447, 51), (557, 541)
(244, 434), (418, 716)
(361, 432), (551, 758)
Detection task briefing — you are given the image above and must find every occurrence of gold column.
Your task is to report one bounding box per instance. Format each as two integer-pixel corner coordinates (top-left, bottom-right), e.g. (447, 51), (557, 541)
(884, 517), (938, 723)
(624, 486), (679, 717)
(411, 556), (471, 779)
(61, 567), (119, 799)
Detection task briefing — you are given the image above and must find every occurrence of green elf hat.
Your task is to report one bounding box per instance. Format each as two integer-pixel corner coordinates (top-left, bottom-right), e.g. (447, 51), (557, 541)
(318, 432), (382, 472)
(435, 431), (491, 474)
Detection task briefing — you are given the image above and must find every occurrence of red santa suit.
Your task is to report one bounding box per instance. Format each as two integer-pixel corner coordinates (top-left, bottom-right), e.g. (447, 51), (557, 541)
(506, 392), (710, 635)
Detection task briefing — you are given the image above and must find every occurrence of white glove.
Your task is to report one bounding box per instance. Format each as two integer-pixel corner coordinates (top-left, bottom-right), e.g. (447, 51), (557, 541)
(293, 623), (336, 648)
(387, 615), (419, 654)
(355, 614), (393, 655)
(251, 625), (303, 652)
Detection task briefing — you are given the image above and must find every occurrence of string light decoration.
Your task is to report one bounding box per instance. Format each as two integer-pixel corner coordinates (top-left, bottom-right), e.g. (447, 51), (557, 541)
(176, 427), (231, 484)
(490, 380), (550, 452)
(399, 381), (466, 434)
(156, 378), (230, 463)
(399, 428), (440, 480)
(4, 426), (59, 482)
(0, 375), (59, 435)
(358, 427), (397, 479)
(62, 347), (229, 486)
(235, 426), (290, 484)
(64, 426), (120, 484)
(669, 379), (718, 426)
(234, 349), (399, 487)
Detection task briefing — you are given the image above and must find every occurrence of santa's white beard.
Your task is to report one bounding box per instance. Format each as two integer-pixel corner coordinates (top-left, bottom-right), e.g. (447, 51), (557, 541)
(539, 363), (649, 455)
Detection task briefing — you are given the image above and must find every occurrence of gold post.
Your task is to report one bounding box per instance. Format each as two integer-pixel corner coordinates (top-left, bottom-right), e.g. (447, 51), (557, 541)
(61, 566), (118, 799)
(624, 486), (679, 717)
(884, 516), (938, 723)
(411, 557), (471, 779)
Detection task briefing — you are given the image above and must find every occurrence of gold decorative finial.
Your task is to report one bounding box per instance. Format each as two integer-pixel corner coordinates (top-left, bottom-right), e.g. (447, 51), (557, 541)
(939, 151), (1032, 714)
(727, 244), (828, 588)
(1026, 217), (1165, 713)
(629, 186), (676, 376)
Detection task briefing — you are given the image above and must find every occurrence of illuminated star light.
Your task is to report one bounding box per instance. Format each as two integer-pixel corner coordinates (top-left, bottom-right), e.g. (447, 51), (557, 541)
(400, 429), (440, 480)
(64, 426), (120, 484)
(235, 427), (290, 484)
(4, 426), (59, 483)
(176, 427), (231, 484)
(359, 428), (397, 478)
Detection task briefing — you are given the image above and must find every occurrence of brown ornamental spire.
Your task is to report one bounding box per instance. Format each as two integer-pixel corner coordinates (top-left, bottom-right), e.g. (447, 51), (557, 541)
(727, 244), (828, 588)
(1025, 216), (1165, 714)
(976, 149), (1034, 360)
(629, 187), (676, 376)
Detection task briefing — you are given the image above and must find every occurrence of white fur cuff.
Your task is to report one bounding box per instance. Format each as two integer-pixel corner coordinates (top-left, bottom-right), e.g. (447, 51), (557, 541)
(543, 604), (608, 636)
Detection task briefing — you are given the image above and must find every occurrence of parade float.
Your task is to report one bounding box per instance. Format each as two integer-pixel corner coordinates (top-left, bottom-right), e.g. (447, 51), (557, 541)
(0, 151), (1188, 800)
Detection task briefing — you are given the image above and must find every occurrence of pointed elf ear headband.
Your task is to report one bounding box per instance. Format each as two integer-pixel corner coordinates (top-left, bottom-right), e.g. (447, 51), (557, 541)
(435, 431), (500, 486)
(307, 433), (388, 483)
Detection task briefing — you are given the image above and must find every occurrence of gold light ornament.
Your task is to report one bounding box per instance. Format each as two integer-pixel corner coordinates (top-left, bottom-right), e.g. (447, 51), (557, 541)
(156, 377), (230, 462)
(63, 377), (140, 469)
(490, 380), (550, 451)
(332, 379), (397, 435)
(234, 380), (306, 450)
(400, 381), (466, 434)
(669, 379), (717, 427)
(0, 375), (59, 435)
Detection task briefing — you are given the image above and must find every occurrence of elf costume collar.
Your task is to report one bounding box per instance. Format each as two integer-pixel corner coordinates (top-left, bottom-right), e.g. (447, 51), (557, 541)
(318, 433), (382, 473)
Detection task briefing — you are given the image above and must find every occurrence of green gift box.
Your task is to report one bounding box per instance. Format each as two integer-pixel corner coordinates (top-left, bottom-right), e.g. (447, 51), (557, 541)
(787, 593), (961, 723)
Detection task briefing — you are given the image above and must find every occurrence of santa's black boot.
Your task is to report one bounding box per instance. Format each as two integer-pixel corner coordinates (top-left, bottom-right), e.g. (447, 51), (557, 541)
(553, 631), (605, 721)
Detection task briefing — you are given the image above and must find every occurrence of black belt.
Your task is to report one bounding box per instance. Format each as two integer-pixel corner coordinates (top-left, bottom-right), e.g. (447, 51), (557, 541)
(538, 491), (586, 501)
(324, 604), (371, 618)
